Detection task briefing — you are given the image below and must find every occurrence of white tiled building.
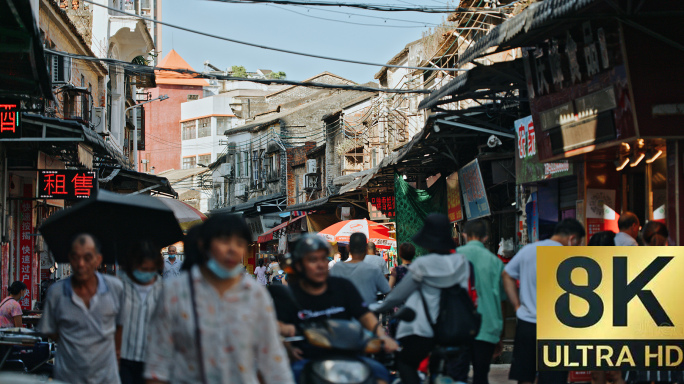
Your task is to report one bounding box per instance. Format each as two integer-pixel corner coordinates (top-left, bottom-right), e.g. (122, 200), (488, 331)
(180, 94), (239, 169)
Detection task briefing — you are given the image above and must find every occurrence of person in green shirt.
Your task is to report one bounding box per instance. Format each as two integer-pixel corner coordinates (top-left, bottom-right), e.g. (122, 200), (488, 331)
(448, 219), (505, 384)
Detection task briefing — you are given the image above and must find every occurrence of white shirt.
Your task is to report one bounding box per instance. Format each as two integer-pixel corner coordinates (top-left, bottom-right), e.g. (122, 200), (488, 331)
(163, 258), (182, 279)
(504, 239), (562, 323)
(615, 231), (638, 246)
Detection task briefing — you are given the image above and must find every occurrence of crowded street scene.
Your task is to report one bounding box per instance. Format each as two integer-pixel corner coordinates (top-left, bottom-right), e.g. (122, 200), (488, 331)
(0, 0), (683, 383)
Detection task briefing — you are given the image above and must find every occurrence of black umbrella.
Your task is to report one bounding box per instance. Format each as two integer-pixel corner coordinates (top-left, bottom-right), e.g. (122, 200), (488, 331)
(39, 190), (184, 263)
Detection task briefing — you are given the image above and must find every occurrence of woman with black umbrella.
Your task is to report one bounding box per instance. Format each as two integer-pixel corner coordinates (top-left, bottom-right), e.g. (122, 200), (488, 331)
(144, 214), (293, 384)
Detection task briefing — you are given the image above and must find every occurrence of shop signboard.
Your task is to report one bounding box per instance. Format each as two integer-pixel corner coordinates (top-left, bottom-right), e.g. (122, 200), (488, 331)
(523, 20), (635, 161)
(446, 172), (463, 223)
(38, 170), (97, 199)
(18, 187), (33, 310)
(458, 159), (491, 220)
(367, 194), (396, 221)
(515, 116), (573, 184)
(0, 101), (21, 139)
(526, 192), (539, 243)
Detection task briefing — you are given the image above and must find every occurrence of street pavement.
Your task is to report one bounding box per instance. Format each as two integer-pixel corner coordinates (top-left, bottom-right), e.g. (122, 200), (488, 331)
(486, 364), (515, 384)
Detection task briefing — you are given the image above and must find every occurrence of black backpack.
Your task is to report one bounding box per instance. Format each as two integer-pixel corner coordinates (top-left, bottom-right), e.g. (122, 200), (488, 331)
(419, 263), (482, 346)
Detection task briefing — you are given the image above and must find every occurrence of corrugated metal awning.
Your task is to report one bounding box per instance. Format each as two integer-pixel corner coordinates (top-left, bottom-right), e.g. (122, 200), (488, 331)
(458, 0), (599, 66)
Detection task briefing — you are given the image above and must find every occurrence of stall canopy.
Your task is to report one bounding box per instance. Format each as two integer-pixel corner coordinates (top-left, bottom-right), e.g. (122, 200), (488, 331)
(257, 215), (306, 243)
(0, 0), (53, 100)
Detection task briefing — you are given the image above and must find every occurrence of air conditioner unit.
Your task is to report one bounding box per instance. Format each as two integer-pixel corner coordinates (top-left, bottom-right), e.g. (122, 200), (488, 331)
(92, 107), (108, 135)
(212, 170), (224, 183)
(219, 163), (232, 177)
(306, 159), (317, 174)
(235, 183), (246, 197)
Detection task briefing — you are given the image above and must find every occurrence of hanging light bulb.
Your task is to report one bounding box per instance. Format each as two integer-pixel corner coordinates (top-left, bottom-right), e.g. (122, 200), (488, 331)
(615, 158), (629, 171)
(645, 149), (663, 164)
(630, 152), (645, 167)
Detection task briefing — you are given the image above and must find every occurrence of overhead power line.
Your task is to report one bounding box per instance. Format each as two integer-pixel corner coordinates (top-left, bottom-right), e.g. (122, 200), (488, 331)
(81, 0), (467, 72)
(210, 0), (457, 12)
(290, 4), (442, 25)
(267, 5), (435, 27)
(46, 49), (432, 94)
(210, 0), (516, 13)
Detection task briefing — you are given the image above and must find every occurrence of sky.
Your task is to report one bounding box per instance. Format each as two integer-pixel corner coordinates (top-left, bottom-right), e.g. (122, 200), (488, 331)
(160, 0), (452, 84)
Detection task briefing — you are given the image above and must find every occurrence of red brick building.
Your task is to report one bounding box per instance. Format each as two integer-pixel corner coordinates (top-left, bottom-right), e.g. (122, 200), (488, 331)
(140, 50), (209, 173)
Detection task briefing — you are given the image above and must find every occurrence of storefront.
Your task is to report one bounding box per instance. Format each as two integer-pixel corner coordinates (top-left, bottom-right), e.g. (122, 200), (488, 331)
(518, 11), (681, 243)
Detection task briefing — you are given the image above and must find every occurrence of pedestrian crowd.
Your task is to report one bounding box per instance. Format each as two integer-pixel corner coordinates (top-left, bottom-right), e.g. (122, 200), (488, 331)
(20, 209), (672, 384)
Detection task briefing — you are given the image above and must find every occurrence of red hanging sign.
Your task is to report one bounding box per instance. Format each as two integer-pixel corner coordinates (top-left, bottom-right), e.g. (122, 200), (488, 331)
(38, 170), (97, 199)
(0, 103), (21, 138)
(18, 186), (33, 310)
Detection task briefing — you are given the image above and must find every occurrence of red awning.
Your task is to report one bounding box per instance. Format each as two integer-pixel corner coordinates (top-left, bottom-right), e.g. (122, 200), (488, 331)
(257, 215), (305, 243)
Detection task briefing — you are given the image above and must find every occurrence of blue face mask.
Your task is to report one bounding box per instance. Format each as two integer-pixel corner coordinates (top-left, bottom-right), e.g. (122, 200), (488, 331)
(206, 258), (243, 280)
(132, 270), (157, 284)
(168, 254), (176, 260)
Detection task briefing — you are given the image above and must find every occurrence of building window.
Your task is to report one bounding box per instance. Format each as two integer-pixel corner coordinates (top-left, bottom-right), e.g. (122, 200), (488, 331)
(216, 117), (230, 135)
(182, 120), (196, 140)
(49, 55), (71, 83)
(198, 117), (211, 137)
(182, 156), (196, 169)
(198, 154), (211, 166)
(252, 150), (259, 182)
(242, 151), (249, 178)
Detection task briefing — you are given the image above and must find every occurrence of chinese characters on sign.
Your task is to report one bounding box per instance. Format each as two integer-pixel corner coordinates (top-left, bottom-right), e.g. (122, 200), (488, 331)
(38, 170), (97, 199)
(458, 159), (491, 220)
(514, 116), (573, 184)
(368, 194), (395, 220)
(446, 172), (463, 223)
(0, 103), (21, 138)
(18, 197), (33, 310)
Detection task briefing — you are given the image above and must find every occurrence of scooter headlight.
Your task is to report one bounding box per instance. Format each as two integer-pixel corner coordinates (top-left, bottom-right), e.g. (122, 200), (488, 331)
(311, 360), (371, 383)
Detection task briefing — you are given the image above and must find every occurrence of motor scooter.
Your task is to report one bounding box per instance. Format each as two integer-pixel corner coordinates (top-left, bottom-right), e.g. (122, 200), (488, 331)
(0, 329), (54, 375)
(287, 307), (415, 384)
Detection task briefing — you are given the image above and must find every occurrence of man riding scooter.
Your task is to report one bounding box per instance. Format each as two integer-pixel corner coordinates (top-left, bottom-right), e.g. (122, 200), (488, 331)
(274, 234), (399, 384)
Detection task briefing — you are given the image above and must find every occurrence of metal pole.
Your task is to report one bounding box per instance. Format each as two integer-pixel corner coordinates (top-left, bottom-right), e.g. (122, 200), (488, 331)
(133, 106), (138, 170)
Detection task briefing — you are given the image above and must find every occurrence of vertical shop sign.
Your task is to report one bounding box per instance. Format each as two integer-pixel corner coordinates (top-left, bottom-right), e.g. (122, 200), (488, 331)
(458, 159), (491, 220)
(446, 172), (463, 223)
(19, 186), (33, 310)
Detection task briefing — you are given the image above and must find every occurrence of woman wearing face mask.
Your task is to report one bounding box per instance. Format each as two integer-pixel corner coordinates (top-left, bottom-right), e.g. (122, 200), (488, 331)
(145, 214), (294, 384)
(119, 240), (164, 384)
(0, 281), (27, 328)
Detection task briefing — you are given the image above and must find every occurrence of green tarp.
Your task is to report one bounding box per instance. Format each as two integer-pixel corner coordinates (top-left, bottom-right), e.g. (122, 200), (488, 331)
(394, 173), (447, 256)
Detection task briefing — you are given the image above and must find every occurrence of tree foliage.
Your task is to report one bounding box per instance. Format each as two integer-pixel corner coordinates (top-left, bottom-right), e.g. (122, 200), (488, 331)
(269, 71), (287, 80)
(231, 65), (247, 78)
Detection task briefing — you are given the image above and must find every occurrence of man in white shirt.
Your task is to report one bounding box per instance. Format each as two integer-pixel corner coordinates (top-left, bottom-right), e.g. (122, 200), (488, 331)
(363, 242), (389, 277)
(328, 252), (341, 270)
(162, 246), (181, 279)
(614, 211), (640, 246)
(503, 219), (585, 384)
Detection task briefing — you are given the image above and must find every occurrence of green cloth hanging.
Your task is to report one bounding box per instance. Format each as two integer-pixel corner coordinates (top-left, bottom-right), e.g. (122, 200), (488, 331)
(394, 173), (448, 256)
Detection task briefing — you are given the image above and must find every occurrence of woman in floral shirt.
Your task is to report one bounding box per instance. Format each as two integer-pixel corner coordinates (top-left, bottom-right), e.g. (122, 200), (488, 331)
(145, 214), (294, 384)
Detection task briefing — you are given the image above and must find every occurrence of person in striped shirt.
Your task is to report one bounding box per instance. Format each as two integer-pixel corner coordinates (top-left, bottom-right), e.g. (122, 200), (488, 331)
(119, 240), (164, 384)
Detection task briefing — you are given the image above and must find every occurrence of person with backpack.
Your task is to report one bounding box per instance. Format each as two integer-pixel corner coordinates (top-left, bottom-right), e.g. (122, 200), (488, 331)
(503, 218), (585, 384)
(372, 213), (474, 384)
